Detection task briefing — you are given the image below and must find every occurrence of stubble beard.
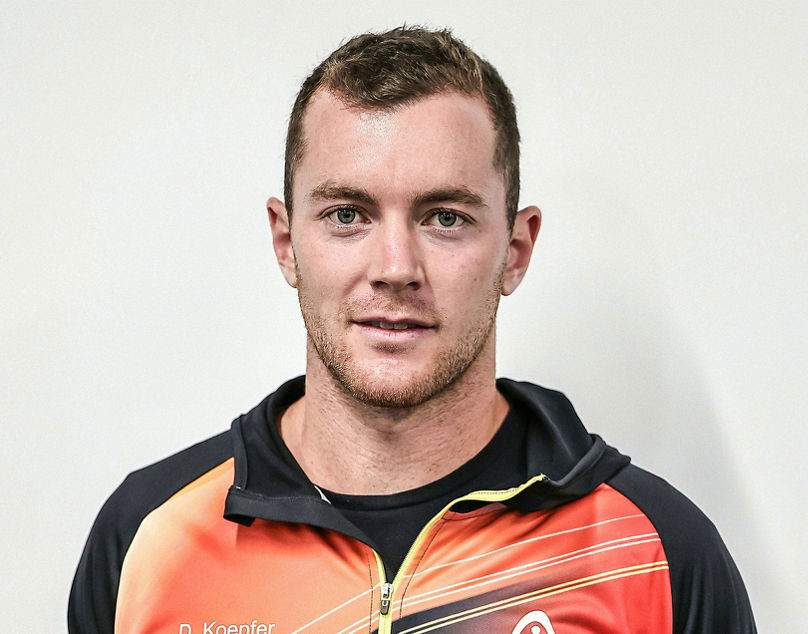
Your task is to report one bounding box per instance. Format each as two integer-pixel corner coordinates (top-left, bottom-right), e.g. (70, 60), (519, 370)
(296, 265), (504, 409)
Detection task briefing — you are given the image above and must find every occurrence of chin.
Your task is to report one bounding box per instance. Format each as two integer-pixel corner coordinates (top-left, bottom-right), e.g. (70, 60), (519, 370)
(329, 356), (473, 409)
(339, 376), (449, 409)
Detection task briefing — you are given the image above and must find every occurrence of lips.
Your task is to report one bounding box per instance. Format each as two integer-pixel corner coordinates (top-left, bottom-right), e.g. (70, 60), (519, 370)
(350, 317), (435, 349)
(365, 321), (424, 331)
(351, 314), (436, 337)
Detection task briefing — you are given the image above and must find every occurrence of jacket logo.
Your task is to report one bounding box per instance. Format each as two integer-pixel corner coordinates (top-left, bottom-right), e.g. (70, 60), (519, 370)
(510, 610), (555, 634)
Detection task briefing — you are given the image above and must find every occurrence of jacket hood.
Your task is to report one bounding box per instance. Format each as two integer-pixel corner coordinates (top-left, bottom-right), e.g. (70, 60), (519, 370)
(224, 376), (630, 534)
(495, 379), (630, 512)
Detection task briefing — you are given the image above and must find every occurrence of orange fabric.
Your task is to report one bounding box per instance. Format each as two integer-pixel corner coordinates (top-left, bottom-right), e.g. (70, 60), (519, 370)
(391, 485), (671, 632)
(116, 462), (670, 633)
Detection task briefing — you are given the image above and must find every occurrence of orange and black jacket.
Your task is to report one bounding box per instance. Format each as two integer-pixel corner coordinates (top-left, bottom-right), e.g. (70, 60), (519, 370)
(70, 378), (756, 633)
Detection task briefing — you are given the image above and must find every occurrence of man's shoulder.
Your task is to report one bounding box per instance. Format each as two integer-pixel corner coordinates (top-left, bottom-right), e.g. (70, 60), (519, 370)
(89, 429), (234, 546)
(607, 463), (756, 632)
(81, 380), (294, 555)
(495, 378), (756, 631)
(607, 463), (717, 540)
(69, 429), (235, 632)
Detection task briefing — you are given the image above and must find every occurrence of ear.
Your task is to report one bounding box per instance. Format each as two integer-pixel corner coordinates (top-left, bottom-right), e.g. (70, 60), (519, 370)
(267, 197), (298, 288)
(502, 205), (541, 296)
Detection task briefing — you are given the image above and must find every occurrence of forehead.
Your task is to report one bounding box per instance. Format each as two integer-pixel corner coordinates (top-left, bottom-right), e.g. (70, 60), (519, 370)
(294, 90), (503, 205)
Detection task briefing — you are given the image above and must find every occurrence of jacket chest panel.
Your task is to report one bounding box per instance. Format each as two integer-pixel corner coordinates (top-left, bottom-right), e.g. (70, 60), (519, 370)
(117, 515), (383, 633)
(388, 485), (672, 633)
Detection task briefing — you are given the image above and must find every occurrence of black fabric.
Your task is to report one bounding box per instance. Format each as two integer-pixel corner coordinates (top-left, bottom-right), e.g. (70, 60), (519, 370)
(494, 379), (631, 512)
(320, 407), (529, 580)
(68, 430), (233, 634)
(224, 377), (378, 545)
(609, 464), (757, 633)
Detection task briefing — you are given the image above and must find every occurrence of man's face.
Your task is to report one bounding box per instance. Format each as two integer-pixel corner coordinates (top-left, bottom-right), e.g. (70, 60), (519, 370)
(273, 90), (529, 408)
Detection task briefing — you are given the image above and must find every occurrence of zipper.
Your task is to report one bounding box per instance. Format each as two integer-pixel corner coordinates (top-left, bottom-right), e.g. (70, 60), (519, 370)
(372, 474), (546, 633)
(375, 551), (393, 634)
(380, 582), (394, 615)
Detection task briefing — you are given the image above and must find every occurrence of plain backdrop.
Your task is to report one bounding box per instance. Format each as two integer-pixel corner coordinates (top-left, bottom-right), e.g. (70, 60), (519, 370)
(2, 2), (806, 631)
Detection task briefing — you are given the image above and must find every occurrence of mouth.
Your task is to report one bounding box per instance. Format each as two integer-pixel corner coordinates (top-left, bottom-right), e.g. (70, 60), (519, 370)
(350, 317), (435, 350)
(351, 314), (436, 338)
(361, 320), (427, 331)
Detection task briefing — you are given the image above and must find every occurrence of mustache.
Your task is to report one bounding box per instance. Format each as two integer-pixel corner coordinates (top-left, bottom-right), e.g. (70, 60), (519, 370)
(341, 295), (441, 322)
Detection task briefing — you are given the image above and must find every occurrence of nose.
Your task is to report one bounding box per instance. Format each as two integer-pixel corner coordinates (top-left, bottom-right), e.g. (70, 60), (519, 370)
(367, 219), (424, 291)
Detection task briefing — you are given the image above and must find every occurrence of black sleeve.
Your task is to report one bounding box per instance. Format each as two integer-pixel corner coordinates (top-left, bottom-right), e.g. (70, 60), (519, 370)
(68, 473), (140, 633)
(68, 430), (233, 633)
(609, 464), (756, 633)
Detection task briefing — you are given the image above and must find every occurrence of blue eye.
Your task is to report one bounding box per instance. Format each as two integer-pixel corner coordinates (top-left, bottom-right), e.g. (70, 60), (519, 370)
(437, 211), (458, 227)
(335, 208), (356, 223)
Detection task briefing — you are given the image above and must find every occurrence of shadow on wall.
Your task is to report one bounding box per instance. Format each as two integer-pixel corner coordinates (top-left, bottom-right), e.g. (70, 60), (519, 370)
(500, 268), (773, 614)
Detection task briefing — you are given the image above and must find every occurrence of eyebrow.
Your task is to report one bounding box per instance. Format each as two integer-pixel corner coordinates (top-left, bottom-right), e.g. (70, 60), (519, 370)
(410, 186), (486, 208)
(307, 181), (486, 208)
(307, 181), (375, 205)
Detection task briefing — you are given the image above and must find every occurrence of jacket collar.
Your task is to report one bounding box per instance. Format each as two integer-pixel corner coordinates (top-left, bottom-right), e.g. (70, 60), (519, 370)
(224, 376), (630, 527)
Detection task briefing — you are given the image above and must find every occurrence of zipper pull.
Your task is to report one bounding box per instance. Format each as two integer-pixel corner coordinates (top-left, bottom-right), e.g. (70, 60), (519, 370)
(380, 582), (393, 615)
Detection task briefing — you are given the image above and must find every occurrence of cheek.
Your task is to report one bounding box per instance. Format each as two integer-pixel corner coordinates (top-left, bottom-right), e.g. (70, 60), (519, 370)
(293, 235), (336, 285)
(435, 253), (503, 303)
(448, 246), (504, 284)
(295, 243), (363, 305)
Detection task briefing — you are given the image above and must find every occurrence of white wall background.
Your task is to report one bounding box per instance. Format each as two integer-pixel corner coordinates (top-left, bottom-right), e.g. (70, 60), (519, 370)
(2, 2), (805, 631)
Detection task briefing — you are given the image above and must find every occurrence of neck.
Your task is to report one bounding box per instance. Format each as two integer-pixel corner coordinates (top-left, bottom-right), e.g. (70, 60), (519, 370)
(279, 339), (508, 495)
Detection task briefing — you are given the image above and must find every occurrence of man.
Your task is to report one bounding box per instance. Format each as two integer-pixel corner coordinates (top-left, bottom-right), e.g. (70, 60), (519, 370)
(70, 27), (755, 633)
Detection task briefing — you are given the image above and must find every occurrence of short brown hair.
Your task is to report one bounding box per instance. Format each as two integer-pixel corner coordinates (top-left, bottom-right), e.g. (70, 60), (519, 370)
(284, 26), (520, 227)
